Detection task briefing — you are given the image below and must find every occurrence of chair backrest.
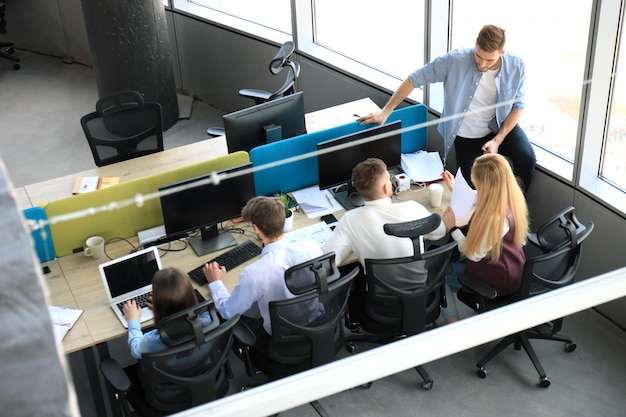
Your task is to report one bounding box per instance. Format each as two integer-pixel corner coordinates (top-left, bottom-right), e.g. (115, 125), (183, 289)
(266, 252), (358, 373)
(363, 214), (457, 336)
(530, 206), (592, 252)
(140, 301), (237, 413)
(521, 219), (594, 300)
(80, 90), (164, 166)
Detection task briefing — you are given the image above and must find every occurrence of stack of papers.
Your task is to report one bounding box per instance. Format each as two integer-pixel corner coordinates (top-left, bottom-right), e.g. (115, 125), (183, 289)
(291, 186), (343, 218)
(401, 151), (444, 183)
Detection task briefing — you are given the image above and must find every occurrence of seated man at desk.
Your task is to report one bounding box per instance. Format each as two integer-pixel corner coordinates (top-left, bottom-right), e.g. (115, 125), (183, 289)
(321, 158), (447, 326)
(202, 196), (323, 348)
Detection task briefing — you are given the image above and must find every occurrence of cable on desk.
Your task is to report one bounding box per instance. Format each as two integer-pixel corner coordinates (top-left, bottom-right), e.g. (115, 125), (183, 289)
(104, 237), (139, 259)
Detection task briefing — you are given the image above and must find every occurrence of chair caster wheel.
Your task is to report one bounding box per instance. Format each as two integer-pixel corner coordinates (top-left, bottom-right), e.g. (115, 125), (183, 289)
(346, 342), (357, 353)
(361, 381), (372, 389)
(422, 380), (433, 390)
(477, 367), (488, 378)
(564, 342), (577, 352)
(13, 63), (20, 70)
(7, 47), (14, 54)
(539, 377), (551, 388)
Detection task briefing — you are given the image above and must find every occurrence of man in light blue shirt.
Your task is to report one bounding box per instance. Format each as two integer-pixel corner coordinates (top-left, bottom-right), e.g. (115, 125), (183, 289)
(359, 25), (536, 191)
(202, 196), (322, 338)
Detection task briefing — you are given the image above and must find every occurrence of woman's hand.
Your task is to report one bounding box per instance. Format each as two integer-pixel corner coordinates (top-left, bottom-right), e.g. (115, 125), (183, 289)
(442, 170), (455, 192)
(122, 299), (142, 321)
(442, 206), (457, 231)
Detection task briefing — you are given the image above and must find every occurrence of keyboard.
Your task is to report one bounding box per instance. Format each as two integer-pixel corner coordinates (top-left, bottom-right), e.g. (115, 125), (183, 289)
(116, 292), (150, 313)
(188, 239), (262, 285)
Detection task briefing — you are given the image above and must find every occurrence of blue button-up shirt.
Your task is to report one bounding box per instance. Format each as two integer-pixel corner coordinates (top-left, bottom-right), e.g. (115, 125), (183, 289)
(408, 48), (526, 159)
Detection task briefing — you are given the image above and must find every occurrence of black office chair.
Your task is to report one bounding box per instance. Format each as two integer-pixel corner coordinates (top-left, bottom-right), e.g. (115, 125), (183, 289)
(0, 1), (20, 70)
(345, 214), (457, 390)
(240, 252), (358, 380)
(100, 301), (247, 416)
(81, 90), (164, 167)
(206, 41), (300, 137)
(457, 207), (594, 387)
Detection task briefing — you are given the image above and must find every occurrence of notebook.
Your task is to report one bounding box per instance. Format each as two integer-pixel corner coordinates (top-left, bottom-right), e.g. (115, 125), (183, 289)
(98, 246), (163, 328)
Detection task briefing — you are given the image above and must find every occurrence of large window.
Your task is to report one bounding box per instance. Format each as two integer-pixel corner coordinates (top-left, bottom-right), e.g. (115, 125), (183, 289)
(312, 0), (425, 80)
(451, 1), (593, 167)
(190, 0), (291, 34)
(604, 25), (626, 191)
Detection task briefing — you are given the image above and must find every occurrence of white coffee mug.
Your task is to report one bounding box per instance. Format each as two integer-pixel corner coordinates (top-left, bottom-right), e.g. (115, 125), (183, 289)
(429, 183), (444, 208)
(85, 235), (105, 259)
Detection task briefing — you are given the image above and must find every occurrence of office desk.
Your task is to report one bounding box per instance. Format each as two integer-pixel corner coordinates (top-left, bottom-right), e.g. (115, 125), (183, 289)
(51, 183), (450, 352)
(21, 98), (380, 209)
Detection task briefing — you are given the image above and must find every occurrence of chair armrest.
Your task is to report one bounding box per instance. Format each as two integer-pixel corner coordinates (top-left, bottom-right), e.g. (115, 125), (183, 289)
(233, 320), (256, 347)
(100, 358), (131, 392)
(458, 273), (498, 300)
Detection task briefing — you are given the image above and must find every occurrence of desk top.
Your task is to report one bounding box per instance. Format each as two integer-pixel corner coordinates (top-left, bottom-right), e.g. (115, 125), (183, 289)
(19, 98), (380, 210)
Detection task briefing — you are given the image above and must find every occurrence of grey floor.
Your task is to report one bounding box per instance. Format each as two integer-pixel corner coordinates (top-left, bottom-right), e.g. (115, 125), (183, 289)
(2, 51), (626, 417)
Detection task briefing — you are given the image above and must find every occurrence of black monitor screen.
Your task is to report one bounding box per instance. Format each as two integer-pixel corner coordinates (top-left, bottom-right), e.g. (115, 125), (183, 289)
(316, 121), (402, 209)
(223, 91), (306, 153)
(158, 163), (256, 256)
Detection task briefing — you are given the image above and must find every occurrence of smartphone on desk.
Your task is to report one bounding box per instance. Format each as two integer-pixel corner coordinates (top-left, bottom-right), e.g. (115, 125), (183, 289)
(321, 214), (338, 230)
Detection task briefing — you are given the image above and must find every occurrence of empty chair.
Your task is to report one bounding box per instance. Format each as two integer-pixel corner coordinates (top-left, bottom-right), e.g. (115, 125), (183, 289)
(81, 90), (164, 166)
(100, 300), (248, 416)
(457, 207), (594, 387)
(345, 214), (458, 390)
(206, 41), (300, 137)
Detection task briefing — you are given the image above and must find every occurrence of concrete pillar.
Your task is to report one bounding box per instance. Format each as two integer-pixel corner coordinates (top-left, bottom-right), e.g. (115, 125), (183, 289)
(81, 0), (179, 130)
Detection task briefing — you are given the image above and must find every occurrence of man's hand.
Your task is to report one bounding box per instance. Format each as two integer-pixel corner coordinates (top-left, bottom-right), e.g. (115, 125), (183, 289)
(481, 137), (501, 154)
(357, 109), (390, 126)
(203, 262), (226, 283)
(123, 299), (142, 322)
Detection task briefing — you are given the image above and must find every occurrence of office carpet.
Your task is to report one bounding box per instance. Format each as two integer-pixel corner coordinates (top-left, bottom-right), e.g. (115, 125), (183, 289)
(177, 94), (194, 119)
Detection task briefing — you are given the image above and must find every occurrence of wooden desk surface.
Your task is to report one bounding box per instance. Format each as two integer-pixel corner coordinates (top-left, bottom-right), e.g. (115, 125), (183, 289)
(23, 98), (380, 207)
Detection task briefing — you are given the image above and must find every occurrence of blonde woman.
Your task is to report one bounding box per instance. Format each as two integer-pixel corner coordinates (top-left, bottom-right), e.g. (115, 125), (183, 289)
(441, 153), (529, 322)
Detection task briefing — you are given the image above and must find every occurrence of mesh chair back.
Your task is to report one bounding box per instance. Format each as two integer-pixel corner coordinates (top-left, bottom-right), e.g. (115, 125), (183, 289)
(531, 206), (592, 252)
(267, 253), (358, 370)
(141, 303), (237, 413)
(81, 90), (164, 166)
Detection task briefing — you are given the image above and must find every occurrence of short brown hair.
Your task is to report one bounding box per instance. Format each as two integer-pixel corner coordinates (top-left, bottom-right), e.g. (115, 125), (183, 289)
(151, 267), (197, 324)
(242, 196), (285, 238)
(352, 158), (388, 200)
(476, 25), (506, 52)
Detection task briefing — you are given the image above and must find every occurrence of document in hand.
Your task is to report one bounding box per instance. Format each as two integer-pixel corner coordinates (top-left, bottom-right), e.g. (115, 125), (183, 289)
(400, 151), (444, 184)
(449, 168), (477, 226)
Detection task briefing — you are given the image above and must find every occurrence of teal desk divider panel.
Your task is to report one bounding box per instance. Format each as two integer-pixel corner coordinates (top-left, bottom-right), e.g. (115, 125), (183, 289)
(251, 104), (427, 196)
(23, 206), (56, 262)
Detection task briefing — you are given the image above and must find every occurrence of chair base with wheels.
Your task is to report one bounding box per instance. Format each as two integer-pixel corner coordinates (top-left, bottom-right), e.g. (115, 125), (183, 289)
(457, 206), (593, 387)
(0, 42), (20, 70)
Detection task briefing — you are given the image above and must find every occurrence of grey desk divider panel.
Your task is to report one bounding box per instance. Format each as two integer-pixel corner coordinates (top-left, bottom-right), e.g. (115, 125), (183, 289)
(250, 104), (427, 196)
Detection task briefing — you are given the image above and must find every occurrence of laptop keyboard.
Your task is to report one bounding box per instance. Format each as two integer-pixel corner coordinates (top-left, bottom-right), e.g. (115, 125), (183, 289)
(188, 239), (262, 285)
(116, 292), (150, 313)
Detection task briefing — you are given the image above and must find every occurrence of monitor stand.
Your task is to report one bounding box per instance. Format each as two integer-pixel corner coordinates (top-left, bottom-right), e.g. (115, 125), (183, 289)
(189, 225), (237, 256)
(330, 182), (364, 210)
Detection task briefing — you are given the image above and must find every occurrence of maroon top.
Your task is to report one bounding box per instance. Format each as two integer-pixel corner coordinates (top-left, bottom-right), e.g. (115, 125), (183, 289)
(464, 210), (526, 296)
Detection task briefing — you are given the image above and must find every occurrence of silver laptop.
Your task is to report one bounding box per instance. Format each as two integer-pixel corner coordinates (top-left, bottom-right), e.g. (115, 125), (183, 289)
(98, 246), (162, 328)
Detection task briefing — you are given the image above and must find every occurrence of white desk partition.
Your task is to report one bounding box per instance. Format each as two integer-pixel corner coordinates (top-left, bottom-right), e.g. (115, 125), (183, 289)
(174, 266), (626, 417)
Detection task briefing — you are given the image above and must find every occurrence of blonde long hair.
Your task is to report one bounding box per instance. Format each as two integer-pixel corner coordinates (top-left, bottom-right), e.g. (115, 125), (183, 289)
(462, 154), (529, 263)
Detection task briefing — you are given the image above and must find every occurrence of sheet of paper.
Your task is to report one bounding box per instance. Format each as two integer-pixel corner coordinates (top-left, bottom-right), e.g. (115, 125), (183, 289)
(401, 151), (444, 183)
(449, 168), (477, 226)
(291, 186), (343, 218)
(284, 221), (334, 247)
(48, 305), (83, 342)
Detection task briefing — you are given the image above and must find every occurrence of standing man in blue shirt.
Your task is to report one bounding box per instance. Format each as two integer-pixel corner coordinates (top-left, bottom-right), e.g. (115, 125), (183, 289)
(359, 24), (536, 191)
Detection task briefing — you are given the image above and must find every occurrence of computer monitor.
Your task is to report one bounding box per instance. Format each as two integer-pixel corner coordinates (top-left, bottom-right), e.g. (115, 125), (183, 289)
(223, 91), (306, 153)
(158, 163), (256, 256)
(317, 120), (402, 210)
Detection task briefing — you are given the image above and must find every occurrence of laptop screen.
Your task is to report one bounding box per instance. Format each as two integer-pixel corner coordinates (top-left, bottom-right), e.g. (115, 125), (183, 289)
(99, 247), (162, 299)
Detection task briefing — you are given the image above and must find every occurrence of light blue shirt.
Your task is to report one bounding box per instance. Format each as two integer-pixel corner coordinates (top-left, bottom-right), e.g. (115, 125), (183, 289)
(208, 238), (323, 335)
(127, 311), (213, 359)
(408, 48), (526, 159)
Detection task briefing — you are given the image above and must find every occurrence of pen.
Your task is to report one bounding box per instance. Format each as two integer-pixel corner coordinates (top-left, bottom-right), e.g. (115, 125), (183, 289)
(353, 114), (360, 118)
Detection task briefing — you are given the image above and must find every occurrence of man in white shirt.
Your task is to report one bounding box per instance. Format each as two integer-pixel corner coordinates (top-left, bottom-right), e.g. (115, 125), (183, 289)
(322, 158), (446, 325)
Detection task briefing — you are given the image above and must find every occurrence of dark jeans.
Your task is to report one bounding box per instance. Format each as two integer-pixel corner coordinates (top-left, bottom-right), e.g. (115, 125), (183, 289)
(454, 124), (536, 192)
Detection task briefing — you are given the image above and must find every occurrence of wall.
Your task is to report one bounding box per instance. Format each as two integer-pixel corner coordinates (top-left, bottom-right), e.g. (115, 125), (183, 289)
(5, 2), (626, 327)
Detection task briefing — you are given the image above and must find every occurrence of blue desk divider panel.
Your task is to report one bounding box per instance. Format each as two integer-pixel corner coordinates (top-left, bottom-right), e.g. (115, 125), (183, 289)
(250, 104), (428, 196)
(22, 206), (56, 262)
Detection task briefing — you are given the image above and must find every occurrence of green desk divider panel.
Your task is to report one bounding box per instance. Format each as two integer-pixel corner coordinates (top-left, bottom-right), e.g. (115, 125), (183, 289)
(45, 151), (249, 257)
(250, 104), (427, 196)
(23, 206), (56, 262)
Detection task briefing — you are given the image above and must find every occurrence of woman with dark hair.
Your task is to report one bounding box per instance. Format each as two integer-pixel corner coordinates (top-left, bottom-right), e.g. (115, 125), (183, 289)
(123, 267), (210, 359)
